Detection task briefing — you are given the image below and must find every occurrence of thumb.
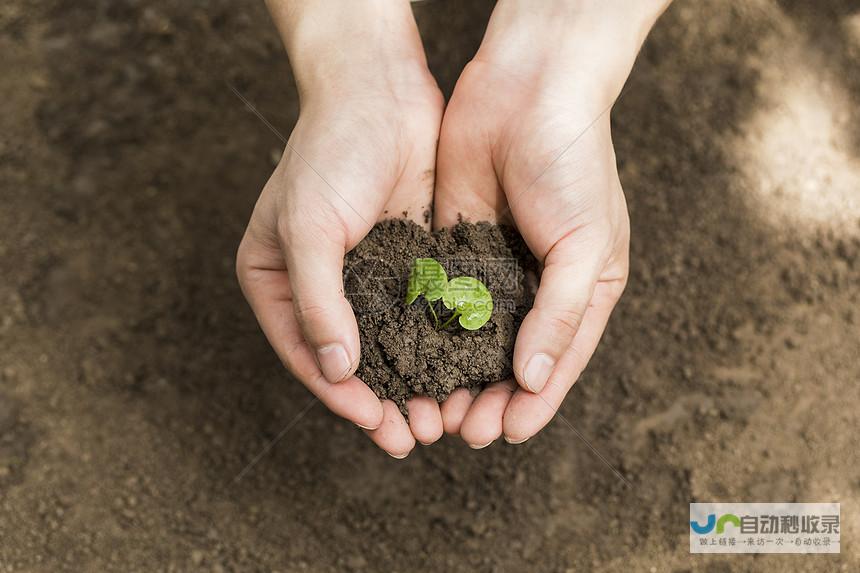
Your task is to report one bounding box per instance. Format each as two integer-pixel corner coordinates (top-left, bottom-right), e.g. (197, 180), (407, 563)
(281, 220), (360, 384)
(512, 236), (603, 394)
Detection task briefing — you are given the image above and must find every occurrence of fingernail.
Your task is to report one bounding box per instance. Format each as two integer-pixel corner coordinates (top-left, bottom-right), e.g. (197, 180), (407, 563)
(504, 435), (530, 445)
(316, 343), (351, 383)
(388, 452), (408, 460)
(468, 440), (494, 450)
(523, 353), (554, 393)
(356, 423), (378, 431)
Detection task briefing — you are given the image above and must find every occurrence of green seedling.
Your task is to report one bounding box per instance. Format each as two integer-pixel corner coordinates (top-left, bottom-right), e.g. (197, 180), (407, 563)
(405, 258), (493, 331)
(406, 258), (448, 326)
(440, 276), (493, 330)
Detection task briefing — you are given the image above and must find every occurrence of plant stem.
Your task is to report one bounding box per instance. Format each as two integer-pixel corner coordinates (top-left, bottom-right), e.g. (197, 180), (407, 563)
(427, 300), (439, 328)
(439, 310), (461, 330)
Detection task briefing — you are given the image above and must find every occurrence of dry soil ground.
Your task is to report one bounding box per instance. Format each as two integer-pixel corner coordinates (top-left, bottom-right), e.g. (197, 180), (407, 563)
(1, 1), (859, 572)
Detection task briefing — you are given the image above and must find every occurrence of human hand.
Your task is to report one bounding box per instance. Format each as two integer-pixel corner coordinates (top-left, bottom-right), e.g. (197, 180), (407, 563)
(237, 0), (444, 457)
(433, 0), (669, 447)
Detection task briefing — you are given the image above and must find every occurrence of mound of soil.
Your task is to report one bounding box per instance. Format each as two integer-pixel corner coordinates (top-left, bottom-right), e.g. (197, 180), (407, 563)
(344, 219), (537, 411)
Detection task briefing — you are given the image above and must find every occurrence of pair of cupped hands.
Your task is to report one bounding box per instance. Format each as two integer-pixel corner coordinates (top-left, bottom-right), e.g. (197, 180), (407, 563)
(237, 0), (667, 458)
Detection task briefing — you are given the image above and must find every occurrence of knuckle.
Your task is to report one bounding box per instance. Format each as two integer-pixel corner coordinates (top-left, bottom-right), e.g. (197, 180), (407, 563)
(545, 378), (569, 398)
(293, 300), (331, 325)
(611, 276), (628, 300)
(277, 208), (347, 253)
(235, 238), (252, 282)
(235, 249), (247, 284)
(235, 246), (260, 296)
(567, 345), (590, 377)
(234, 232), (279, 294)
(545, 307), (585, 336)
(599, 274), (628, 306)
(486, 381), (516, 397)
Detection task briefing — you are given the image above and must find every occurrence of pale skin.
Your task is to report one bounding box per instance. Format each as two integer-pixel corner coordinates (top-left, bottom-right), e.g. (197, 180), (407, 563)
(237, 0), (671, 457)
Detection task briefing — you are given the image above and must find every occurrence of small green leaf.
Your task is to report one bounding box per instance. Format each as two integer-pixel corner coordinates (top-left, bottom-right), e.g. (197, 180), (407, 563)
(405, 258), (448, 305)
(442, 276), (493, 330)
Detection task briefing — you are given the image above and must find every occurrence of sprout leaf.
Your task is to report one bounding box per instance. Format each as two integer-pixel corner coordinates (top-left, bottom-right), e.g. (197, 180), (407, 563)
(405, 258), (448, 304)
(442, 276), (493, 330)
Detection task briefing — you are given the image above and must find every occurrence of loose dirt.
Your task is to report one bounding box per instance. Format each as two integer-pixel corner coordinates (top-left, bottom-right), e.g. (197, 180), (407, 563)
(344, 219), (536, 411)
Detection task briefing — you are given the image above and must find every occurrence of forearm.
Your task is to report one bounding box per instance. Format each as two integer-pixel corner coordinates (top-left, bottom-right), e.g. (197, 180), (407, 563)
(477, 0), (671, 105)
(264, 0), (430, 99)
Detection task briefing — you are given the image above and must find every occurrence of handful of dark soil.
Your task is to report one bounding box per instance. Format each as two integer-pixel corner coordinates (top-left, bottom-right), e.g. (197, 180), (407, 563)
(344, 219), (537, 412)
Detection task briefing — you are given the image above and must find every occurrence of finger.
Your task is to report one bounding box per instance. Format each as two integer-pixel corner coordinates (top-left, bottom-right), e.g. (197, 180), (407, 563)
(279, 218), (361, 384)
(380, 148), (438, 233)
(512, 236), (604, 394)
(440, 388), (475, 435)
(364, 400), (416, 459)
(503, 281), (620, 443)
(407, 397), (444, 446)
(237, 233), (383, 430)
(433, 92), (505, 229)
(459, 379), (516, 449)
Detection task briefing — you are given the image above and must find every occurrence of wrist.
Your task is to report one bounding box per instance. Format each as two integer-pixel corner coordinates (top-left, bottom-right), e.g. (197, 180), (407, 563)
(266, 0), (431, 101)
(476, 0), (670, 106)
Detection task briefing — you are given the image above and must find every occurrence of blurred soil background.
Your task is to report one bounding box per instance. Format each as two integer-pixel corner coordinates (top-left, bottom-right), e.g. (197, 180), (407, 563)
(1, 0), (859, 571)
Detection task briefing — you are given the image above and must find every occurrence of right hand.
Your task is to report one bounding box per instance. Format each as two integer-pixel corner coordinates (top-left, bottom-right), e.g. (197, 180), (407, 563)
(237, 0), (444, 458)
